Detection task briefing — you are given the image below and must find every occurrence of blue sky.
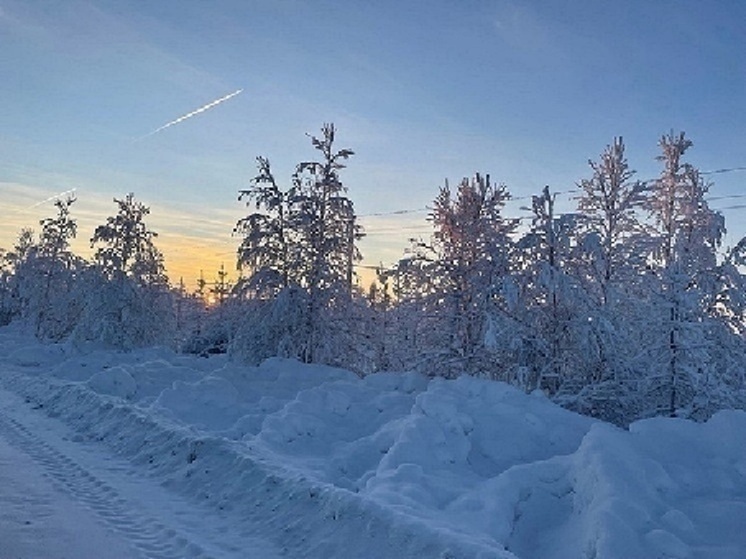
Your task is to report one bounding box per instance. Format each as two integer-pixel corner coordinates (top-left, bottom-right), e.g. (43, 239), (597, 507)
(1, 0), (745, 286)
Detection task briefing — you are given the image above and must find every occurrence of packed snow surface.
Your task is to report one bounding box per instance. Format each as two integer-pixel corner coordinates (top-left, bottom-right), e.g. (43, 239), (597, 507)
(1, 325), (744, 558)
(0, 430), (141, 559)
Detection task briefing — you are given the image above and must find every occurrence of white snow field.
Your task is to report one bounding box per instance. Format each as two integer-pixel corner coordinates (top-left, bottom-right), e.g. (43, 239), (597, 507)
(0, 325), (745, 559)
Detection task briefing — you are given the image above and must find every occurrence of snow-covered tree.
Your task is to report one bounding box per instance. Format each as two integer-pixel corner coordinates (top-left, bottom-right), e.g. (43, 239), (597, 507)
(644, 132), (726, 417)
(712, 238), (746, 335)
(33, 196), (84, 338)
(173, 277), (211, 353)
(232, 124), (367, 368)
(383, 174), (516, 376)
(75, 193), (173, 349)
(577, 137), (647, 303)
(235, 156), (290, 297)
(3, 197), (84, 339)
(565, 139), (652, 420)
(379, 238), (442, 372)
(429, 174), (516, 370)
(508, 186), (589, 393)
(288, 124), (362, 363)
(646, 133), (724, 275)
(91, 193), (167, 286)
(0, 228), (36, 324)
(291, 124), (361, 290)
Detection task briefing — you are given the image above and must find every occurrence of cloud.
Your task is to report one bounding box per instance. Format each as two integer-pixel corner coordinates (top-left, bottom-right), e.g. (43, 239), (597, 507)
(18, 188), (77, 212)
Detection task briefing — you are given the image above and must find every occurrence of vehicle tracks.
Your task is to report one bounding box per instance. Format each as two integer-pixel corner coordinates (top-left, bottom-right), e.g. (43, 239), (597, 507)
(0, 409), (223, 559)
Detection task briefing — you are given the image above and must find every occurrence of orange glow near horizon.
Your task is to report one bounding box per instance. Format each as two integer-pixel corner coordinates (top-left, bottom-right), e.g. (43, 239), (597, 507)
(1, 182), (420, 294)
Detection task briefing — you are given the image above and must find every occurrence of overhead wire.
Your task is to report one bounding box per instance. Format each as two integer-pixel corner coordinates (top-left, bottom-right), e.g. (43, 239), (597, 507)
(213, 165), (746, 263)
(702, 166), (746, 175)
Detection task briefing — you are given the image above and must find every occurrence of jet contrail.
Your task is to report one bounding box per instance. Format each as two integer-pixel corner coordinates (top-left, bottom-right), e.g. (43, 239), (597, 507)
(25, 188), (77, 210)
(137, 89), (243, 140)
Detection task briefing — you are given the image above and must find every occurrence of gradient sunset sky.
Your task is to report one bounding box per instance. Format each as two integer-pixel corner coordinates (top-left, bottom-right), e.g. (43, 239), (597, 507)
(2, 0), (745, 288)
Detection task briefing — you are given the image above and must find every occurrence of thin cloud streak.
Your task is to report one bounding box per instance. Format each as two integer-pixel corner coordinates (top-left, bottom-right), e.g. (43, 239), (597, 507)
(22, 188), (78, 212)
(136, 89), (243, 140)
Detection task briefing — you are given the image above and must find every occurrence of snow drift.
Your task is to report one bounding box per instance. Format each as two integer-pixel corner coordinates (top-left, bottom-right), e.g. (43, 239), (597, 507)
(1, 326), (744, 558)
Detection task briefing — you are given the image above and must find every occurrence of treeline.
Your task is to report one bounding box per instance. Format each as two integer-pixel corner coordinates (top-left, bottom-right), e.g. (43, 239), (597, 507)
(0, 193), (176, 347)
(1, 125), (744, 425)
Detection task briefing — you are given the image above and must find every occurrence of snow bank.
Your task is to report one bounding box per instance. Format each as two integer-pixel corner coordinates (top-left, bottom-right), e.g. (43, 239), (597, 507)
(1, 326), (744, 558)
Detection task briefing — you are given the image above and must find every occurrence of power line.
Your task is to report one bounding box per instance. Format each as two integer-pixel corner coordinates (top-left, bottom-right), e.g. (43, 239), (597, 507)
(359, 207), (429, 218)
(364, 226), (433, 234)
(231, 167), (744, 225)
(223, 168), (746, 245)
(702, 166), (746, 175)
(706, 193), (746, 202)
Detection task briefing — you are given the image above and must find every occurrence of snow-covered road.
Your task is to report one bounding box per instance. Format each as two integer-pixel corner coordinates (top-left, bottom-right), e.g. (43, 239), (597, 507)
(0, 387), (281, 559)
(0, 422), (139, 559)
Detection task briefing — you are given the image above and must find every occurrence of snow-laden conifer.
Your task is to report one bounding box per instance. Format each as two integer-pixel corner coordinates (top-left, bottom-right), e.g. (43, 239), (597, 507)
(232, 124), (368, 369)
(75, 193), (173, 349)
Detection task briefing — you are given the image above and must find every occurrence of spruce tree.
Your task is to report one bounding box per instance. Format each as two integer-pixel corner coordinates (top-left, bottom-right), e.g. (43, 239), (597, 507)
(77, 193), (173, 348)
(233, 124), (365, 367)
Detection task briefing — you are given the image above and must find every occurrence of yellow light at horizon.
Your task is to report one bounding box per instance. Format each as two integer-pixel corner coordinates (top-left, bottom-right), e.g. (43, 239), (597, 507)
(0, 181), (415, 294)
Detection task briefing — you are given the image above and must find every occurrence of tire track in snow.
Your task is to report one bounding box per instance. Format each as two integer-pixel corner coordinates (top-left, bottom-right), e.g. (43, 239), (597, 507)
(0, 366), (508, 559)
(0, 410), (215, 559)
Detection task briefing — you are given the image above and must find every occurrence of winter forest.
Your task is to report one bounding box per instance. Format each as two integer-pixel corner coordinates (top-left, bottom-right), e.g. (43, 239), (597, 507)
(2, 124), (745, 426)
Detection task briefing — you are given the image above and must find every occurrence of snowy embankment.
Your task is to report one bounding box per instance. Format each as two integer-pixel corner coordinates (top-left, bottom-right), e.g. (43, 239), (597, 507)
(1, 326), (745, 559)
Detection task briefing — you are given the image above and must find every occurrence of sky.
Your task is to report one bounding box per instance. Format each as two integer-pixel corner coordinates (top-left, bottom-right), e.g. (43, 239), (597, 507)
(1, 0), (745, 289)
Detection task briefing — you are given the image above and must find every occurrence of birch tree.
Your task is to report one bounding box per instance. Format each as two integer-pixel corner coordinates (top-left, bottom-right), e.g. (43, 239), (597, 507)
(577, 137), (647, 303)
(645, 132), (725, 416)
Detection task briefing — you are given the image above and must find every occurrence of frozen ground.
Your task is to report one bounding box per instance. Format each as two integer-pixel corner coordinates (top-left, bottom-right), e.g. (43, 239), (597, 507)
(0, 324), (744, 558)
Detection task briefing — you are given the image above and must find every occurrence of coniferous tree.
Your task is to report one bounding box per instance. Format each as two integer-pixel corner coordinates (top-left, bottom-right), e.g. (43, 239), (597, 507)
(289, 124), (362, 362)
(91, 193), (167, 286)
(5, 198), (83, 339)
(33, 196), (83, 338)
(511, 186), (585, 393)
(235, 156), (290, 297)
(2, 228), (36, 324)
(232, 124), (366, 368)
(571, 139), (650, 420)
(712, 238), (746, 336)
(380, 237), (441, 371)
(76, 193), (173, 348)
(211, 263), (232, 305)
